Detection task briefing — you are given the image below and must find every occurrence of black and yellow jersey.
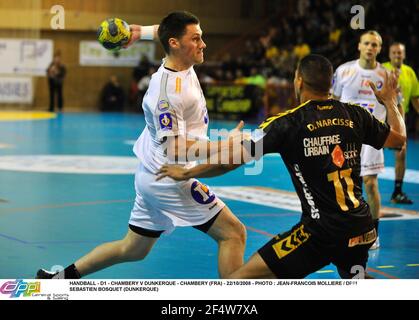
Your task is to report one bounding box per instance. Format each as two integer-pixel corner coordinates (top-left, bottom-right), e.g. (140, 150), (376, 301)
(254, 99), (390, 239)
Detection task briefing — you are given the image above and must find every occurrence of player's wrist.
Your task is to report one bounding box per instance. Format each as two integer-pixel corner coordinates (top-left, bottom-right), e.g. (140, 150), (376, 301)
(183, 169), (192, 180)
(140, 25), (156, 40)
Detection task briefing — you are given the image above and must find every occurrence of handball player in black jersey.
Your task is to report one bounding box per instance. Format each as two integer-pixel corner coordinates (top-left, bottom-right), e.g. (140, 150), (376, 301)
(157, 54), (406, 279)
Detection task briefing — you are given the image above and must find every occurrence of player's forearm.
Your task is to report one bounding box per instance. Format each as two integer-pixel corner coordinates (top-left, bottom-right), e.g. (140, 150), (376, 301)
(385, 99), (406, 141)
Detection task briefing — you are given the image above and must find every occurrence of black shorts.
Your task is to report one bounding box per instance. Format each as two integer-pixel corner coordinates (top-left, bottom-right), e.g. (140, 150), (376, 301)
(258, 222), (376, 279)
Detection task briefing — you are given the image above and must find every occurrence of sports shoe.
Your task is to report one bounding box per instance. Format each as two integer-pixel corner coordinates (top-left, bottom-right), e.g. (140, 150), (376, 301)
(36, 269), (58, 279)
(391, 192), (413, 204)
(369, 236), (380, 250)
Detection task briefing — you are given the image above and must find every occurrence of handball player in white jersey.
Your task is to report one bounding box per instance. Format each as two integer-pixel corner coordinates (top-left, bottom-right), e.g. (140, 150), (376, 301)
(36, 11), (246, 279)
(332, 30), (389, 249)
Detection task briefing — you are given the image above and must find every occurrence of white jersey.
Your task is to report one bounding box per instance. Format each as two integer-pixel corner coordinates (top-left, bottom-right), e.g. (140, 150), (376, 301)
(133, 63), (209, 173)
(333, 59), (388, 176)
(332, 59), (387, 121)
(129, 63), (225, 233)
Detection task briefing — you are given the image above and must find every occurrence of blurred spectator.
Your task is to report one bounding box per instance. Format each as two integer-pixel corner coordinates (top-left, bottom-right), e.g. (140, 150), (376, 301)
(245, 67), (266, 89)
(193, 0), (418, 126)
(133, 56), (152, 82)
(101, 75), (125, 112)
(234, 69), (247, 85)
(293, 37), (311, 60)
(137, 67), (156, 108)
(47, 52), (66, 112)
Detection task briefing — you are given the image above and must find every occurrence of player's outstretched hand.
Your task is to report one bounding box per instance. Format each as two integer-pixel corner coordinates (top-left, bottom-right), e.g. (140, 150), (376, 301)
(123, 24), (141, 48)
(368, 70), (398, 107)
(228, 120), (245, 140)
(156, 164), (189, 181)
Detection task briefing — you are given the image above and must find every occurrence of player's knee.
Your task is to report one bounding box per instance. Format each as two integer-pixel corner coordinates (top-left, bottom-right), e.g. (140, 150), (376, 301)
(363, 177), (378, 193)
(230, 220), (247, 245)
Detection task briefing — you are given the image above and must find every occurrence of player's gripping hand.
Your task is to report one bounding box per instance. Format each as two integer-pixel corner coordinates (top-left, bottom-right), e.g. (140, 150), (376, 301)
(123, 24), (141, 48)
(156, 165), (189, 181)
(228, 120), (245, 140)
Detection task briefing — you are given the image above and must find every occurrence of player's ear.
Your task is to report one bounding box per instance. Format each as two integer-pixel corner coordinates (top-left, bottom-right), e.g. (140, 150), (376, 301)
(295, 75), (303, 90)
(168, 37), (180, 50)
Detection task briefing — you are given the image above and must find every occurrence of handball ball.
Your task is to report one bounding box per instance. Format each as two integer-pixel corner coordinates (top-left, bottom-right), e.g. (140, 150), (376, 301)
(97, 18), (131, 51)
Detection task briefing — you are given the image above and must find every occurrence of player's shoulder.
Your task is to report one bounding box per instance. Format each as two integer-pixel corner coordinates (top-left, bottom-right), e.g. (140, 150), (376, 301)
(148, 67), (186, 102)
(336, 59), (358, 72)
(258, 100), (312, 130)
(342, 101), (372, 118)
(402, 64), (417, 76)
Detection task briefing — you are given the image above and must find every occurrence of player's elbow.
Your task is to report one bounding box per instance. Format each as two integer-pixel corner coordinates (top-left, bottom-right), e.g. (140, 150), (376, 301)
(384, 130), (406, 148)
(393, 133), (407, 147)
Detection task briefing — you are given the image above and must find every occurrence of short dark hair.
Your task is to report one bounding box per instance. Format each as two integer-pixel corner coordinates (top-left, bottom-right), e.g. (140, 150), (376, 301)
(158, 11), (200, 54)
(297, 54), (333, 94)
(389, 42), (405, 49)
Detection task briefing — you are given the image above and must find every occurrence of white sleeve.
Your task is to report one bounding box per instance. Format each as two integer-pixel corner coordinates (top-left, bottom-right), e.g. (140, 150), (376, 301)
(331, 66), (343, 98)
(154, 97), (186, 141)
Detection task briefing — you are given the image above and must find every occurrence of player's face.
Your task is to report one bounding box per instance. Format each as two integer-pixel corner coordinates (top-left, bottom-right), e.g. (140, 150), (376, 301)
(389, 44), (405, 67)
(358, 34), (381, 61)
(178, 24), (206, 65)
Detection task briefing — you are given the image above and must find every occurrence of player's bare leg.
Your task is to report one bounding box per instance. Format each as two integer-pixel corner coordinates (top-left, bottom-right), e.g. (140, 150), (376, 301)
(37, 229), (158, 278)
(74, 229), (158, 277)
(363, 175), (381, 220)
(392, 144), (413, 204)
(363, 175), (381, 249)
(207, 206), (246, 278)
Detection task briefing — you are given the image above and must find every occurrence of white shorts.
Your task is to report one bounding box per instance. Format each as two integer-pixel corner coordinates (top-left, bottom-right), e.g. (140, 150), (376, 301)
(360, 144), (385, 176)
(129, 163), (225, 234)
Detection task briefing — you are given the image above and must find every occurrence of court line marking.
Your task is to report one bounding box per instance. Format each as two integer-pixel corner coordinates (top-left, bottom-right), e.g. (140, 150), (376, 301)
(212, 186), (419, 220)
(367, 267), (399, 279)
(238, 213), (300, 218)
(0, 199), (132, 214)
(0, 232), (45, 249)
(380, 167), (419, 184)
(245, 226), (275, 238)
(0, 111), (56, 122)
(0, 195), (415, 278)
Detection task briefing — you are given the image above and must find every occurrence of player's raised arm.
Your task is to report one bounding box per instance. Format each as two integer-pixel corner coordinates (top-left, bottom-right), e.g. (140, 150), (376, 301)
(369, 70), (406, 147)
(124, 24), (159, 47)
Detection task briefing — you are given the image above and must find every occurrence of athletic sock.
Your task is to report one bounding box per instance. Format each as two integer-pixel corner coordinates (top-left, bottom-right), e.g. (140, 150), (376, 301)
(53, 263), (81, 279)
(394, 180), (403, 194)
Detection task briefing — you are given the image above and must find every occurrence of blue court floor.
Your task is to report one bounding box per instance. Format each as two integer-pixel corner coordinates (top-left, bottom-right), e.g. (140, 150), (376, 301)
(0, 112), (418, 279)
